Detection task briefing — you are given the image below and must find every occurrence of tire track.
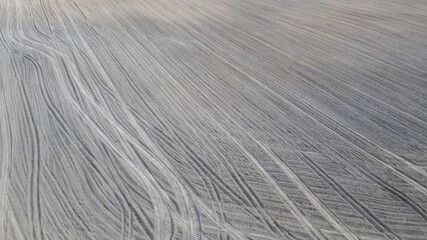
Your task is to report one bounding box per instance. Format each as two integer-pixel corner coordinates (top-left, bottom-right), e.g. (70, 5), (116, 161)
(2, 0), (426, 239)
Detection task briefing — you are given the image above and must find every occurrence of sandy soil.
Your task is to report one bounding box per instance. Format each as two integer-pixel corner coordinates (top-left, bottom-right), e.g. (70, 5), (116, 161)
(0, 0), (426, 239)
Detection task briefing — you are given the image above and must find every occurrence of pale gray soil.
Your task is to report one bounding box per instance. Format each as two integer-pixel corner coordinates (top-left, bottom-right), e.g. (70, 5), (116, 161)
(0, 0), (426, 239)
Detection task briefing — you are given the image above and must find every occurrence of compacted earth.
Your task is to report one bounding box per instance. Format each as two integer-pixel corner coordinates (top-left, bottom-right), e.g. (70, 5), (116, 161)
(0, 0), (426, 239)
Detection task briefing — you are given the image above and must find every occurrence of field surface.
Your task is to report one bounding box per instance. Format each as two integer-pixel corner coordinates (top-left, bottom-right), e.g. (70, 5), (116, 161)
(1, 0), (426, 239)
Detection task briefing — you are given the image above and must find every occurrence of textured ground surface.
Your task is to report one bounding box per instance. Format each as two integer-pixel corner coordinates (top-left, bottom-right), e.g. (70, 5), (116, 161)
(1, 0), (426, 239)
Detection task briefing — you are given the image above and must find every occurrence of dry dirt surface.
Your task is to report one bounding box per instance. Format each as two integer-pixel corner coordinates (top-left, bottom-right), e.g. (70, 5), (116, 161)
(1, 0), (426, 239)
